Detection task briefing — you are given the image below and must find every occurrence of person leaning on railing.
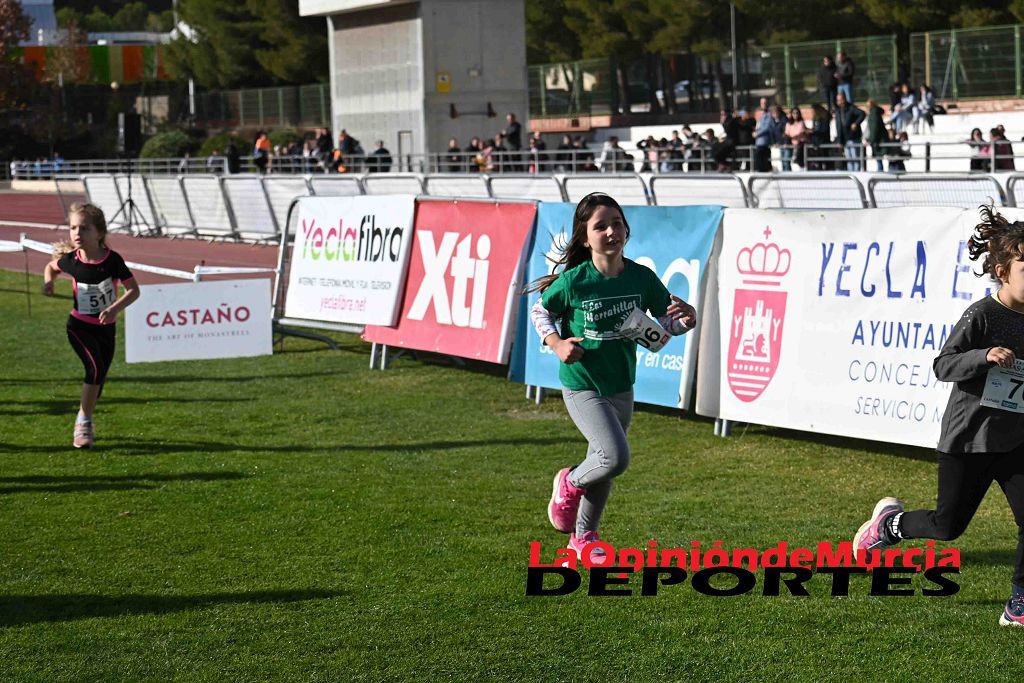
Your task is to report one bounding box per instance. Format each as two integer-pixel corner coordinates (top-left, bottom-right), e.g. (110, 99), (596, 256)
(968, 128), (989, 172)
(807, 103), (832, 171)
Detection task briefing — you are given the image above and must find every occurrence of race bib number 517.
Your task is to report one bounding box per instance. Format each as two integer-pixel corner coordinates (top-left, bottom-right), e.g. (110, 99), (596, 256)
(78, 279), (116, 315)
(981, 359), (1024, 413)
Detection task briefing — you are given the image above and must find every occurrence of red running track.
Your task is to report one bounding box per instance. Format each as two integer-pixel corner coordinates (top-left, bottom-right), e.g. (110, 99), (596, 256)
(0, 192), (280, 286)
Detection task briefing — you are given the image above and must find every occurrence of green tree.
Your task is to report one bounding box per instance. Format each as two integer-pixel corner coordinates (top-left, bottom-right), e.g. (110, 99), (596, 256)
(247, 0), (328, 84)
(164, 0), (265, 88)
(84, 6), (115, 32)
(112, 2), (150, 31)
(165, 0), (326, 88)
(0, 0), (31, 113)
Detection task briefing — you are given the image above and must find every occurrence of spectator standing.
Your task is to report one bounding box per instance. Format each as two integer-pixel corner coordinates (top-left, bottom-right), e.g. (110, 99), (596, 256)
(489, 133), (508, 173)
(865, 99), (887, 172)
(991, 128), (1016, 171)
(719, 109), (740, 171)
(883, 128), (910, 171)
(968, 128), (989, 171)
(818, 56), (838, 113)
(783, 107), (808, 171)
(556, 134), (575, 172)
(370, 141), (392, 173)
(736, 110), (756, 170)
(504, 113), (523, 171)
(753, 99), (775, 172)
(835, 51), (855, 104)
(225, 138), (241, 174)
(531, 131), (548, 172)
(637, 135), (659, 172)
(834, 92), (866, 171)
(253, 132), (271, 174)
(915, 85), (936, 134)
(444, 138), (463, 173)
(668, 129), (686, 171)
(465, 137), (484, 173)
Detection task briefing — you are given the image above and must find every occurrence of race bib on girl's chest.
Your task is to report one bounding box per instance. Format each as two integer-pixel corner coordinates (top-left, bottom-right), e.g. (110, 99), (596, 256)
(77, 279), (116, 315)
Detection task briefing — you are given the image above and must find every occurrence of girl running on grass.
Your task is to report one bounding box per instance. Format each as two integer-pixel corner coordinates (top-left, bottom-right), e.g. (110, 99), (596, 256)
(527, 193), (696, 563)
(854, 205), (1024, 626)
(42, 203), (140, 449)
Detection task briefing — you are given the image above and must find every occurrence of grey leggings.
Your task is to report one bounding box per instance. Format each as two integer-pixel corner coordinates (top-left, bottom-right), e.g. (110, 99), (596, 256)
(563, 388), (633, 536)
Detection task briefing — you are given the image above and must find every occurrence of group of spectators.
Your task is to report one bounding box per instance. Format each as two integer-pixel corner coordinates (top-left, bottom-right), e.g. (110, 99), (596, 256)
(249, 128), (394, 175)
(439, 113), (590, 173)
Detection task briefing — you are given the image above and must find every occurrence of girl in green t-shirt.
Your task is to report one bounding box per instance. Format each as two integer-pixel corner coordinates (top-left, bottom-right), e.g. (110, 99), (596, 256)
(527, 193), (696, 564)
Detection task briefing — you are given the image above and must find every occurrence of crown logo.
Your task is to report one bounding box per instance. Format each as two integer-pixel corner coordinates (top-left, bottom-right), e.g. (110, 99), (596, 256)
(736, 226), (790, 280)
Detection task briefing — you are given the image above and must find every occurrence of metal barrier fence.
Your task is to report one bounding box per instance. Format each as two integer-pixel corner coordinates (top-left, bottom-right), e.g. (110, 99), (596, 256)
(19, 139), (1024, 181)
(75, 171), (1018, 243)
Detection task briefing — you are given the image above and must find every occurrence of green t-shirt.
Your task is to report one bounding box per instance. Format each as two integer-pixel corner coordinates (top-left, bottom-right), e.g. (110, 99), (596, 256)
(541, 259), (671, 396)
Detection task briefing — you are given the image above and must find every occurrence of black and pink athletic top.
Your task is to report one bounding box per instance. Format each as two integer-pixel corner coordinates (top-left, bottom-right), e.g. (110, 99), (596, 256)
(56, 249), (135, 325)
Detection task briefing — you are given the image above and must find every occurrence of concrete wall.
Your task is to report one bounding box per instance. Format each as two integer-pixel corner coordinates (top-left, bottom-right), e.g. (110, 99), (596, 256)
(307, 0), (528, 157)
(420, 0), (529, 152)
(329, 3), (426, 156)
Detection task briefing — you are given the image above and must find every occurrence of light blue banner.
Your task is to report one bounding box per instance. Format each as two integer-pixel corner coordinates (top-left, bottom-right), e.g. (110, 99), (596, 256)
(509, 203), (722, 409)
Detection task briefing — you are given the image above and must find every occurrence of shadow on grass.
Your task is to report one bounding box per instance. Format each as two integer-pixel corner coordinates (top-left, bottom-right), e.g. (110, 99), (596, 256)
(0, 589), (345, 627)
(0, 471), (245, 495)
(731, 423), (937, 464)
(0, 397), (245, 416)
(0, 436), (567, 456)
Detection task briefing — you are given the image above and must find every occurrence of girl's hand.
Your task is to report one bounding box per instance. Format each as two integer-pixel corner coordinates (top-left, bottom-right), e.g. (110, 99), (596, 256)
(667, 295), (697, 332)
(41, 281), (54, 297)
(987, 347), (1017, 368)
(98, 306), (119, 324)
(556, 337), (585, 364)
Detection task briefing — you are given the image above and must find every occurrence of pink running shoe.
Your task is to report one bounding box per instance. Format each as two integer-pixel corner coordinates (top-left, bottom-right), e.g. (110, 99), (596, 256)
(548, 467), (585, 533)
(73, 421), (94, 449)
(568, 531), (611, 567)
(853, 497), (904, 552)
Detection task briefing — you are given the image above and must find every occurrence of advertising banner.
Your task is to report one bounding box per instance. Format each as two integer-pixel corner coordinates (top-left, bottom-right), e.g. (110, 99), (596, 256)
(284, 195), (416, 326)
(125, 279), (272, 363)
(362, 200), (537, 364)
(697, 207), (1010, 448)
(508, 203), (722, 408)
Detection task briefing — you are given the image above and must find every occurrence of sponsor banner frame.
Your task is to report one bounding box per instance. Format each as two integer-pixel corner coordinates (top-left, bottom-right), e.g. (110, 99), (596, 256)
(508, 203), (723, 409)
(125, 279), (273, 363)
(362, 198), (538, 364)
(697, 207), (1016, 448)
(283, 195), (416, 326)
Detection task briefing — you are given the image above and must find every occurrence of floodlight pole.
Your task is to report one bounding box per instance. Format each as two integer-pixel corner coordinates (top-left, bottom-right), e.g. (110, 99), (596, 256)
(730, 2), (738, 111)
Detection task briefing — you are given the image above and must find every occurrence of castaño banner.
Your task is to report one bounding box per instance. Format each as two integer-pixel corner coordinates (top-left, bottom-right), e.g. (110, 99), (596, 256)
(284, 195), (416, 326)
(362, 199), (537, 364)
(125, 279), (272, 363)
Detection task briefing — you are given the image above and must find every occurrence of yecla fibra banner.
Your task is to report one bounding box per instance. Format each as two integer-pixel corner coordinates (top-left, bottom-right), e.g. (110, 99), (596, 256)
(284, 195), (416, 326)
(509, 203), (722, 408)
(125, 279), (273, 363)
(696, 207), (1009, 448)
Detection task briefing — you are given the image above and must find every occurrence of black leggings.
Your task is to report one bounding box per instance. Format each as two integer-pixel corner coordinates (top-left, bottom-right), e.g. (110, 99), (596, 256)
(66, 316), (116, 386)
(899, 445), (1024, 586)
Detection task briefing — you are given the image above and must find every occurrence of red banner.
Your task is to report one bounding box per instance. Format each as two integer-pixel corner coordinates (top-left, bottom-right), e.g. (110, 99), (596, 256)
(363, 200), (537, 364)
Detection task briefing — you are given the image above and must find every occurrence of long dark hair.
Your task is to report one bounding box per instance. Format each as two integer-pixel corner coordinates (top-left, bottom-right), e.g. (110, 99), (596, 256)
(968, 204), (1024, 282)
(524, 193), (630, 294)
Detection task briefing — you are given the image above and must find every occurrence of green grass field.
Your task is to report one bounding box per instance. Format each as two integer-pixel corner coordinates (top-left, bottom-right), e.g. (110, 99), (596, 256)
(1, 268), (1022, 681)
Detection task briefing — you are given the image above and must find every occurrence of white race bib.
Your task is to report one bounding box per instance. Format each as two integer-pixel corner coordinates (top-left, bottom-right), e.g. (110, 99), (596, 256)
(981, 359), (1024, 413)
(77, 279), (116, 315)
(618, 307), (671, 352)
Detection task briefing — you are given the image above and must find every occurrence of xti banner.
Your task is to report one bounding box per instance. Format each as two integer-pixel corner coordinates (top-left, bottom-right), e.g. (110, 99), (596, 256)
(509, 203), (722, 408)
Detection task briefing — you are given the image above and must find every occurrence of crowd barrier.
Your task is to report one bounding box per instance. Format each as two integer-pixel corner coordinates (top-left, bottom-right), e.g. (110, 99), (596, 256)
(72, 171), (1024, 243)
(273, 195), (1024, 450)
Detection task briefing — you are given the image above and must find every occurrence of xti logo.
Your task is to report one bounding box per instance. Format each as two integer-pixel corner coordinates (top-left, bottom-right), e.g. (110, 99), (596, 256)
(408, 231), (491, 328)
